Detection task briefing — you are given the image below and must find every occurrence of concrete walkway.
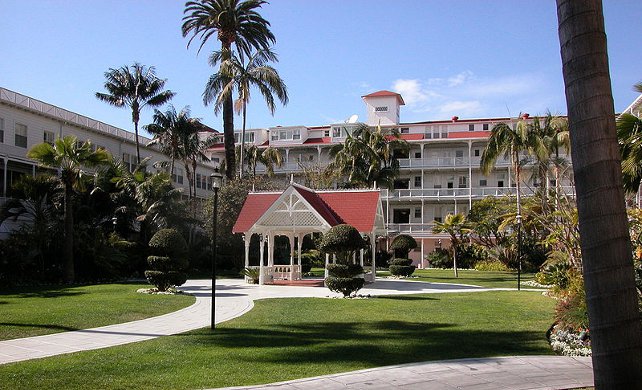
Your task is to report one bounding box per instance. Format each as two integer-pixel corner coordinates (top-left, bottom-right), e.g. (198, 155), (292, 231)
(216, 356), (594, 390)
(0, 279), (594, 389)
(0, 278), (486, 365)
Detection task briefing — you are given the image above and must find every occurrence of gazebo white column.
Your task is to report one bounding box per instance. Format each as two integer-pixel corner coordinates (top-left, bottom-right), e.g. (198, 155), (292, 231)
(268, 233), (274, 267)
(244, 235), (250, 269)
(288, 233), (295, 280)
(325, 253), (330, 279)
(297, 233), (302, 279)
(259, 234), (265, 285)
(371, 232), (377, 281)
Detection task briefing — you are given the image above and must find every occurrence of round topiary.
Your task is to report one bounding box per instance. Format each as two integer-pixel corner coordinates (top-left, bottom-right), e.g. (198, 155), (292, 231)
(389, 264), (416, 277)
(327, 263), (364, 278)
(390, 258), (413, 266)
(325, 276), (365, 297)
(390, 234), (417, 258)
(148, 229), (188, 259)
(319, 225), (366, 257)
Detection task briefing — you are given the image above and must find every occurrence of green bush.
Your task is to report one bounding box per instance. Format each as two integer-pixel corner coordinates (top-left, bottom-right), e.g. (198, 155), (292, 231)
(474, 259), (510, 271)
(388, 258), (416, 276)
(427, 248), (451, 268)
(241, 267), (260, 284)
(144, 270), (188, 292)
(327, 263), (364, 278)
(554, 272), (588, 330)
(145, 229), (188, 291)
(319, 224), (366, 258)
(535, 261), (572, 289)
(390, 234), (417, 258)
(325, 277), (365, 297)
(390, 258), (413, 266)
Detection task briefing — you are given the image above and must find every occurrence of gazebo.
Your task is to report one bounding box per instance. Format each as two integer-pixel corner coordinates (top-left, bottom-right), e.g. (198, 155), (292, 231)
(233, 183), (387, 284)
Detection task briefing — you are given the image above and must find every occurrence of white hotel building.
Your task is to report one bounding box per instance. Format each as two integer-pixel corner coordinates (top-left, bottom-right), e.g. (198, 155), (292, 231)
(209, 90), (576, 266)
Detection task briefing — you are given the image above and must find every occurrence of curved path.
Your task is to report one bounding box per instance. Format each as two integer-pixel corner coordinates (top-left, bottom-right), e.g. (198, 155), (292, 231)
(0, 279), (594, 389)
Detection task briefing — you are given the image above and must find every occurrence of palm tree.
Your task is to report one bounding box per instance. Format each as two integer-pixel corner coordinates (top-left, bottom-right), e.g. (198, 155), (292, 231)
(204, 48), (288, 178)
(176, 119), (215, 199)
(432, 213), (470, 277)
(557, 0), (642, 386)
(182, 0), (276, 180)
(245, 144), (283, 176)
(617, 82), (642, 194)
(27, 136), (112, 282)
(96, 63), (175, 165)
(146, 105), (195, 179)
(480, 117), (533, 222)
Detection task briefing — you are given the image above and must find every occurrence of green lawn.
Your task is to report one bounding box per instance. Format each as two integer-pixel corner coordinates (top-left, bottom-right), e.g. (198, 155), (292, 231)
(0, 291), (555, 390)
(378, 268), (537, 288)
(0, 284), (195, 340)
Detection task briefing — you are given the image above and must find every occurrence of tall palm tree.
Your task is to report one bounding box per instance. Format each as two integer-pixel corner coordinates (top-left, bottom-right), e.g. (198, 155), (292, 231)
(182, 0), (276, 180)
(557, 0), (642, 387)
(617, 82), (642, 194)
(204, 48), (288, 178)
(432, 213), (470, 277)
(176, 120), (215, 199)
(96, 63), (175, 165)
(480, 118), (533, 221)
(146, 105), (195, 178)
(27, 136), (112, 282)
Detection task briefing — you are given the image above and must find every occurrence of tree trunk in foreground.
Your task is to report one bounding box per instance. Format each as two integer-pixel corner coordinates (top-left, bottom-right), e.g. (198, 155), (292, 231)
(64, 182), (75, 283)
(557, 1), (642, 388)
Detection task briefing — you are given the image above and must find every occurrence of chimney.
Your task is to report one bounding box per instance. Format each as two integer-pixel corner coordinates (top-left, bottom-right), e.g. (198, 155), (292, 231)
(451, 116), (459, 122)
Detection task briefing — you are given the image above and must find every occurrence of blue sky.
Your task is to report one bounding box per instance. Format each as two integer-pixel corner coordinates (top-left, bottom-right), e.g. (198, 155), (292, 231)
(1, 0), (640, 136)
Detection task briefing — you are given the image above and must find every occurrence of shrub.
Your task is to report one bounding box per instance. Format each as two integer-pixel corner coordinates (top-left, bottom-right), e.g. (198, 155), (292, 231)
(390, 258), (413, 266)
(388, 258), (416, 277)
(326, 263), (364, 297)
(241, 267), (260, 284)
(426, 248), (451, 268)
(390, 234), (417, 258)
(474, 259), (510, 271)
(319, 224), (366, 260)
(554, 272), (589, 330)
(145, 229), (188, 291)
(327, 263), (364, 278)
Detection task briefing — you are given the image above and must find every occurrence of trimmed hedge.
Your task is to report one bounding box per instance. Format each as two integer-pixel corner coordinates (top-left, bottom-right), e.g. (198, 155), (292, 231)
(319, 224), (366, 255)
(148, 229), (188, 258)
(327, 263), (364, 278)
(390, 234), (417, 258)
(144, 270), (187, 292)
(325, 277), (365, 297)
(389, 258), (416, 277)
(145, 229), (188, 291)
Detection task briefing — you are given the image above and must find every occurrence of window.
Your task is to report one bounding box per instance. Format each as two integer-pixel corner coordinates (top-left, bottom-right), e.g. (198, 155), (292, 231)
(393, 179), (410, 190)
(414, 176), (422, 188)
(468, 124), (475, 131)
(172, 168), (183, 184)
(308, 155), (314, 162)
(458, 176), (467, 188)
(15, 123), (28, 148)
(392, 209), (410, 224)
(207, 176), (212, 190)
(122, 153), (132, 172)
(271, 131), (279, 141)
(414, 208), (422, 219)
(474, 149), (480, 157)
(332, 127), (341, 138)
(483, 123), (489, 131)
(201, 174), (207, 189)
(279, 130), (286, 140)
(414, 151), (421, 158)
(375, 106), (388, 112)
(324, 130), (330, 137)
(550, 179), (557, 187)
(235, 132), (255, 143)
(196, 173), (202, 189)
(44, 130), (55, 145)
(400, 127), (409, 134)
(434, 216), (443, 223)
(479, 179), (487, 187)
(0, 117), (4, 143)
(293, 129), (301, 140)
(497, 180), (504, 188)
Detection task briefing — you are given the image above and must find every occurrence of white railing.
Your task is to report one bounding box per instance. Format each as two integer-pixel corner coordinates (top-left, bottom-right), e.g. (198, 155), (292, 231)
(262, 265), (302, 282)
(0, 87), (151, 145)
(384, 186), (575, 200)
(397, 156), (511, 169)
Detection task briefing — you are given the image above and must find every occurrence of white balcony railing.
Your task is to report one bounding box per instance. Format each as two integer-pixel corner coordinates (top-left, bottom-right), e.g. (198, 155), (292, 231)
(383, 186), (575, 200)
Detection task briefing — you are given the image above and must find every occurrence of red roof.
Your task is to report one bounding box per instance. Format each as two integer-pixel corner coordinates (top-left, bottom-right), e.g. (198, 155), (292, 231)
(448, 131), (491, 139)
(232, 185), (381, 233)
(398, 133), (424, 141)
(362, 90), (405, 105)
(302, 137), (331, 145)
(232, 193), (281, 233)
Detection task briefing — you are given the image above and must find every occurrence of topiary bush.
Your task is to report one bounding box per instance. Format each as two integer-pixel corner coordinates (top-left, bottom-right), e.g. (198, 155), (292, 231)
(321, 225), (366, 297)
(325, 277), (365, 297)
(390, 234), (417, 258)
(388, 258), (416, 277)
(145, 229), (188, 291)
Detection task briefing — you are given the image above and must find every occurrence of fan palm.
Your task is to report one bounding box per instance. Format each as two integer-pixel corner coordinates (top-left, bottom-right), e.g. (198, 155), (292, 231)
(617, 82), (642, 193)
(96, 63), (175, 166)
(432, 213), (470, 277)
(27, 136), (112, 282)
(182, 0), (276, 179)
(146, 105), (195, 179)
(204, 48), (288, 178)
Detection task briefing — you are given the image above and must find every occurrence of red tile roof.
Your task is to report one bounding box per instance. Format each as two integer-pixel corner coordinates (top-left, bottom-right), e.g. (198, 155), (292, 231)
(362, 90), (405, 105)
(232, 193), (281, 233)
(448, 131), (491, 139)
(398, 133), (424, 141)
(232, 186), (381, 234)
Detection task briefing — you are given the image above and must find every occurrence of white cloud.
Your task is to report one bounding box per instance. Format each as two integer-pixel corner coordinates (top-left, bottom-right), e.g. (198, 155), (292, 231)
(447, 70), (473, 87)
(392, 79), (429, 105)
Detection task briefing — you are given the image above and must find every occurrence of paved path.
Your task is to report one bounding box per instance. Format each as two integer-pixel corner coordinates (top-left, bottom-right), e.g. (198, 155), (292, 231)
(0, 279), (594, 389)
(215, 356), (594, 390)
(0, 278), (486, 365)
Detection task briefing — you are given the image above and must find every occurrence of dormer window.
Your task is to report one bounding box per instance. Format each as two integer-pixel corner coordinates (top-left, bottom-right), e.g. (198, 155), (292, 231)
(375, 106), (388, 112)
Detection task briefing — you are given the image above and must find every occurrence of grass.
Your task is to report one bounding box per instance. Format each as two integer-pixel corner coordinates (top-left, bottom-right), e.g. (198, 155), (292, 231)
(0, 283), (195, 340)
(378, 268), (537, 288)
(0, 291), (555, 389)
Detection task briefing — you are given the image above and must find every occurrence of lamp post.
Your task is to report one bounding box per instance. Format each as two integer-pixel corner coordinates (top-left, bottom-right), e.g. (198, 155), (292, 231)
(516, 213), (522, 291)
(210, 168), (223, 330)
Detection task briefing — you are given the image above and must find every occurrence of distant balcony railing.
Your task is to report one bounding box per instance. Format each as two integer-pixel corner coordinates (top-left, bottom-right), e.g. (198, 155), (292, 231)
(397, 156), (511, 169)
(383, 186), (575, 200)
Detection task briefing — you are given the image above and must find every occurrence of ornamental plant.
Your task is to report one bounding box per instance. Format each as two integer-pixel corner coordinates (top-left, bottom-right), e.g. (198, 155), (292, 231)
(320, 224), (366, 297)
(144, 228), (188, 291)
(388, 234), (417, 277)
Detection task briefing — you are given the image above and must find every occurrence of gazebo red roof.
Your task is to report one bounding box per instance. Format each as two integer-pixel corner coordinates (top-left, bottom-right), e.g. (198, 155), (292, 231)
(232, 185), (382, 234)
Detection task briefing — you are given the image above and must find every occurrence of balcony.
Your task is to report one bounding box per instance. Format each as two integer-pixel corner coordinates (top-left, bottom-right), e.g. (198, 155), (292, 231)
(383, 186), (575, 200)
(397, 157), (511, 169)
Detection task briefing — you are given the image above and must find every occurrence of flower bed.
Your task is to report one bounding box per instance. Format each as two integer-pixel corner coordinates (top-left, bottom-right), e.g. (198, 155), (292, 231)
(548, 323), (591, 356)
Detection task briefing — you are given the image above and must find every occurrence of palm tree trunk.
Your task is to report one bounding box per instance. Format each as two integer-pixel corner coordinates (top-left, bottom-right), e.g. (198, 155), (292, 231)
(220, 47), (236, 180)
(239, 103), (247, 179)
(184, 162), (193, 199)
(133, 118), (141, 166)
(557, 1), (642, 388)
(64, 182), (75, 283)
(452, 240), (458, 278)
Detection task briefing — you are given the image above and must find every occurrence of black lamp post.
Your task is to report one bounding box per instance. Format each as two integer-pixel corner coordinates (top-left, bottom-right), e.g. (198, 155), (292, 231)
(516, 213), (522, 291)
(210, 168), (223, 330)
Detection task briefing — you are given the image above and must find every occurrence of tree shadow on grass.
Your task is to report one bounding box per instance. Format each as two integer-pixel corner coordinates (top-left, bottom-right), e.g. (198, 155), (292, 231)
(0, 322), (79, 332)
(12, 289), (88, 299)
(173, 319), (551, 368)
(374, 295), (438, 301)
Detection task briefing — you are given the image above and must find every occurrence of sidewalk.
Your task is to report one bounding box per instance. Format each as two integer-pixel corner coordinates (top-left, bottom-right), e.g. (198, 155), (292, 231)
(0, 278), (487, 365)
(215, 356), (594, 390)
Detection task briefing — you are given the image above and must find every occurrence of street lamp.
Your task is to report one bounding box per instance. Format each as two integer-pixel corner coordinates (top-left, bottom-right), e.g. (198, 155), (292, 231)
(516, 213), (522, 291)
(210, 168), (223, 329)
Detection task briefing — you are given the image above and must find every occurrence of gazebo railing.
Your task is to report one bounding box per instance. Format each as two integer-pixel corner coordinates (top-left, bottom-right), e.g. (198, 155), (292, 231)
(261, 265), (302, 282)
